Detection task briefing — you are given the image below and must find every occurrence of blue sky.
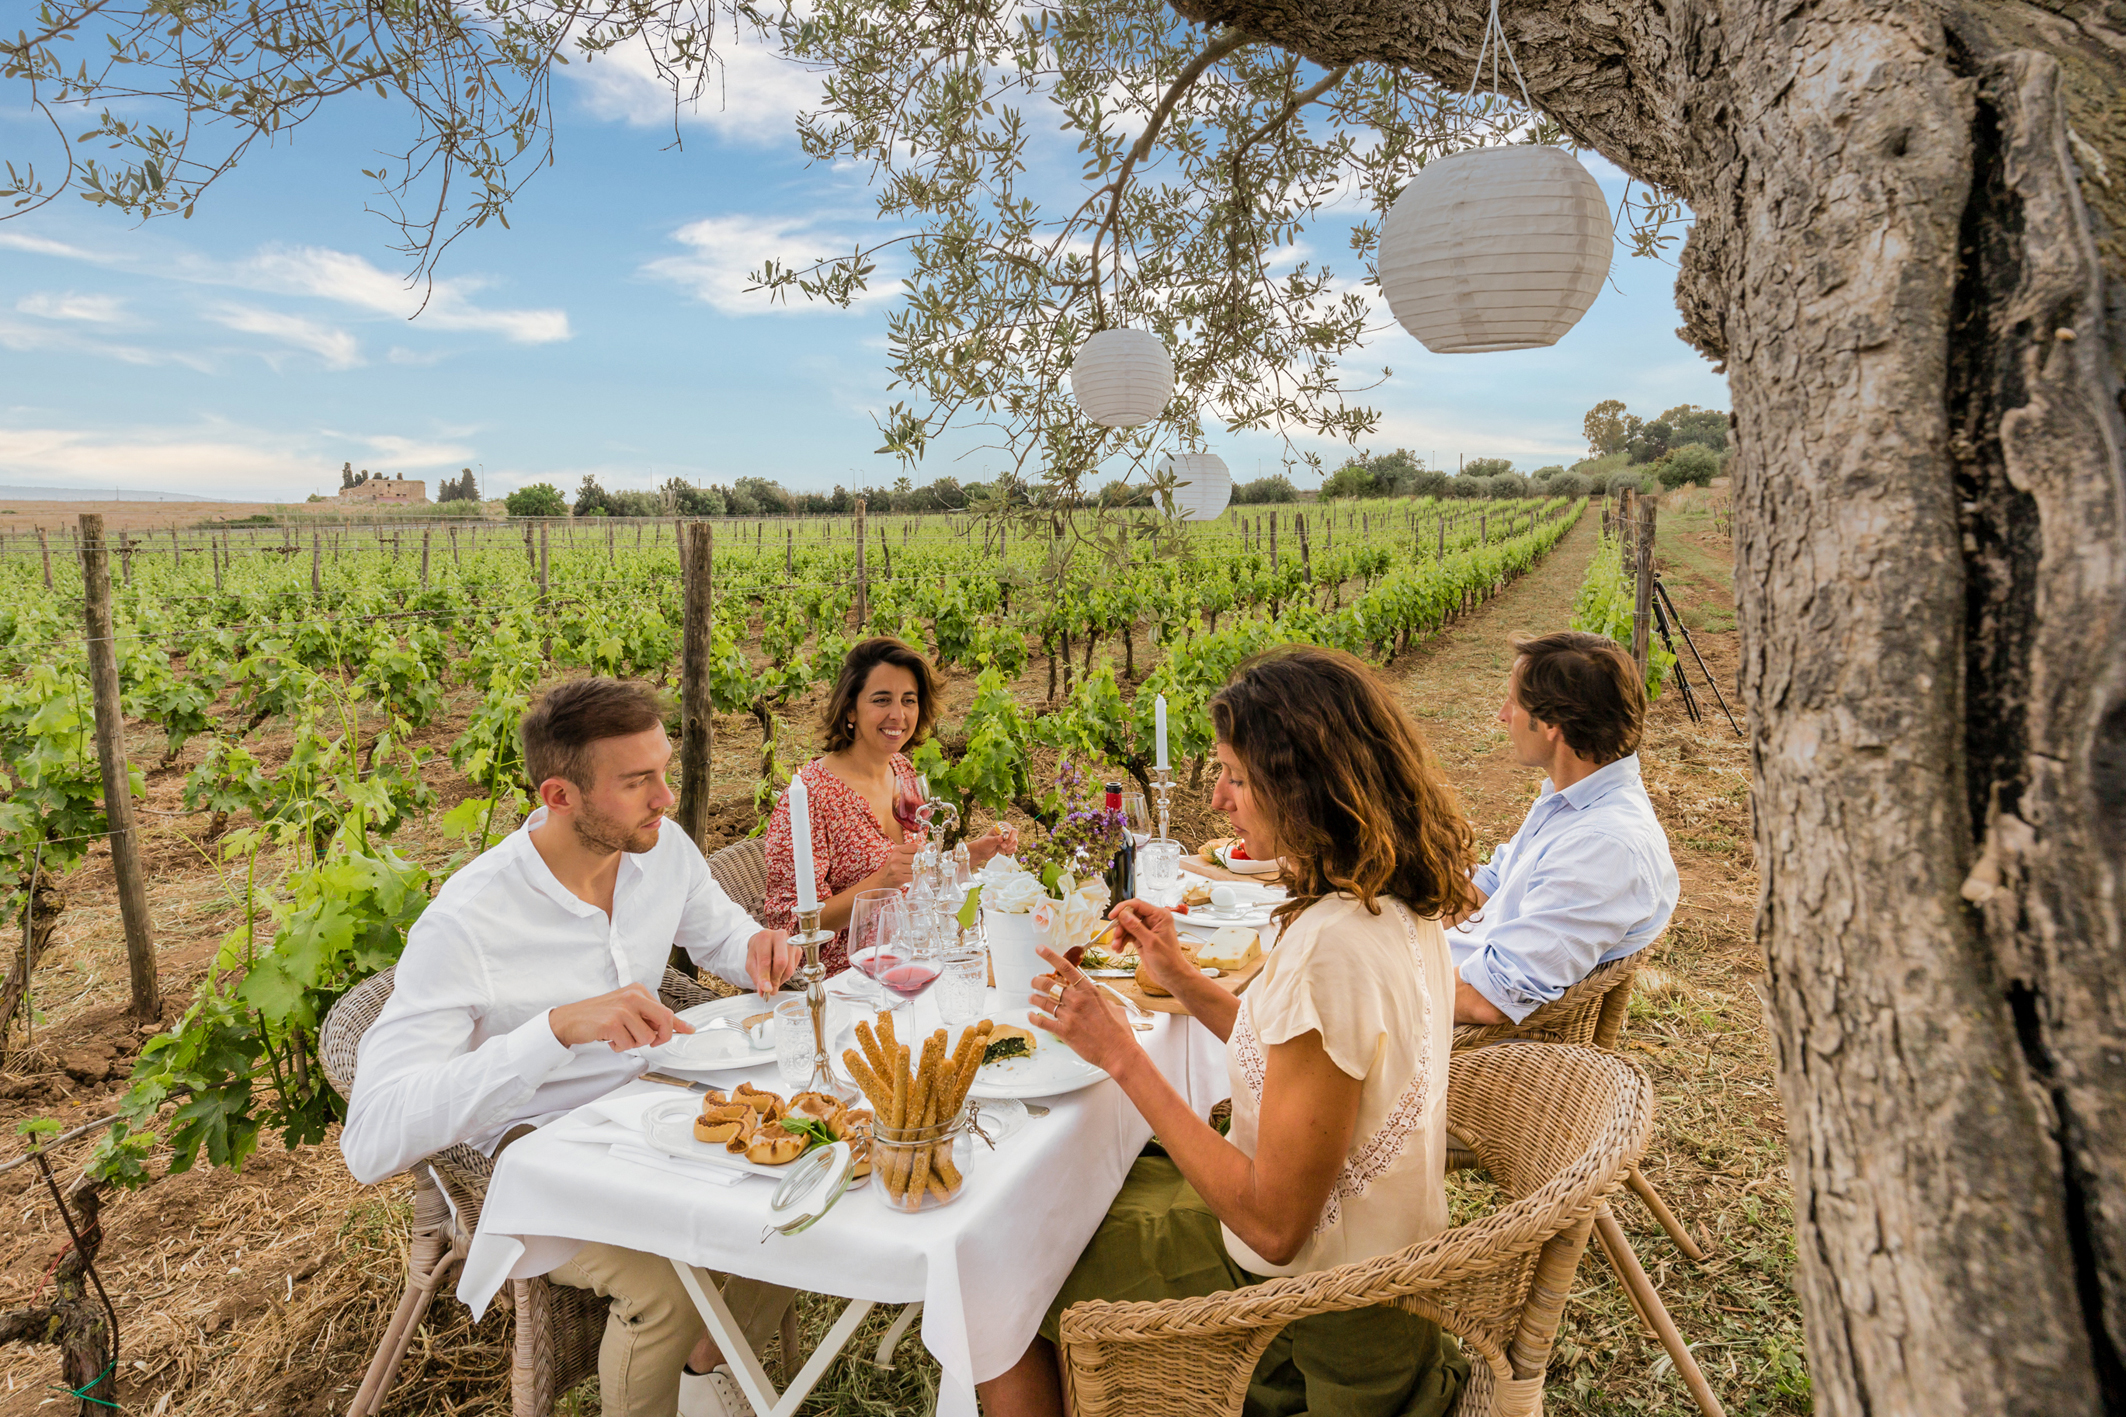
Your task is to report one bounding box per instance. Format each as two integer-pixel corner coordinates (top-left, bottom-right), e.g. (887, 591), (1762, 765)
(0, 39), (1728, 502)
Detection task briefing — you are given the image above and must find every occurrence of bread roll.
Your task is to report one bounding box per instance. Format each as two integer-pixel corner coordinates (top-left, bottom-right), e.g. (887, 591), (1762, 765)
(745, 1131), (807, 1166)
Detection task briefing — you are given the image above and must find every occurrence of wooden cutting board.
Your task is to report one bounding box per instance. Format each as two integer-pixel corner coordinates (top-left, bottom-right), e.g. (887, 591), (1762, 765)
(1178, 855), (1287, 888)
(1102, 951), (1268, 1015)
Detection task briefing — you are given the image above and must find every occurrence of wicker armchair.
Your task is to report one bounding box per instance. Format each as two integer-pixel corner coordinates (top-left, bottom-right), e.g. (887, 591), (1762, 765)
(319, 963), (722, 1416)
(1056, 1043), (1652, 1417)
(1451, 956), (1724, 1417)
(707, 835), (770, 920)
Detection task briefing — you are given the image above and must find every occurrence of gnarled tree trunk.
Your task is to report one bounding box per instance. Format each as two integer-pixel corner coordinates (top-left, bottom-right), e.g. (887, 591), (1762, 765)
(1172, 1), (2126, 1411)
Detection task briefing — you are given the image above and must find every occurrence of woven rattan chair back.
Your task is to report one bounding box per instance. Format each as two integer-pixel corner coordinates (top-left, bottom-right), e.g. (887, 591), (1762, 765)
(321, 964), (710, 1415)
(1450, 955), (1637, 1054)
(708, 835), (771, 920)
(1055, 1043), (1651, 1417)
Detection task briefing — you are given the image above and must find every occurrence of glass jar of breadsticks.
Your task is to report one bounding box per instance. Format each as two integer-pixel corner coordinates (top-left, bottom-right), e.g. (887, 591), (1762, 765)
(841, 1011), (998, 1213)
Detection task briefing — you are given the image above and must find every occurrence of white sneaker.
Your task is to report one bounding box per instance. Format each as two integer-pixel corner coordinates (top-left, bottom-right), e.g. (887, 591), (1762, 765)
(678, 1365), (756, 1417)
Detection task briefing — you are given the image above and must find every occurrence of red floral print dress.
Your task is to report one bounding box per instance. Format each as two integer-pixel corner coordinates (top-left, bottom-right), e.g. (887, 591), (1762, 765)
(762, 754), (921, 974)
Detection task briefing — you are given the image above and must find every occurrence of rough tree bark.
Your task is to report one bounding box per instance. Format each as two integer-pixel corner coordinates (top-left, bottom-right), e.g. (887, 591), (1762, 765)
(1165, 1), (2126, 1412)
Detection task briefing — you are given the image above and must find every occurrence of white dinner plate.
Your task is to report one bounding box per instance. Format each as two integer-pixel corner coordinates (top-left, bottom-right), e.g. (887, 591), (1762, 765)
(638, 1095), (816, 1179)
(645, 993), (846, 1075)
(963, 1009), (1107, 1099)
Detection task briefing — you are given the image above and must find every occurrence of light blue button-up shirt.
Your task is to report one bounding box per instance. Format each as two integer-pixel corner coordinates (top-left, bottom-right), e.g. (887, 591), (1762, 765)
(1450, 753), (1679, 1023)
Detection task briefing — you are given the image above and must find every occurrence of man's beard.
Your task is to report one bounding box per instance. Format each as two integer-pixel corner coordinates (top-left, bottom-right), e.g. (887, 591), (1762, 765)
(571, 799), (661, 855)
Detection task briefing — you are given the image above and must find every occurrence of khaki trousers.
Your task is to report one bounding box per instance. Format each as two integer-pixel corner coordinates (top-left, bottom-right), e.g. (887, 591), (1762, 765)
(547, 1243), (794, 1417)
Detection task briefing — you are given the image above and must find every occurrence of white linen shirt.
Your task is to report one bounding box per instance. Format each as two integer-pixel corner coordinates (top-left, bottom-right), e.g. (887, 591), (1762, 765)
(340, 808), (763, 1184)
(1450, 753), (1678, 1023)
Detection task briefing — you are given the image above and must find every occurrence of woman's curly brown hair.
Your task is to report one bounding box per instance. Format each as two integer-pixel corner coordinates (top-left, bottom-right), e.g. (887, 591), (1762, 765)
(1209, 645), (1479, 925)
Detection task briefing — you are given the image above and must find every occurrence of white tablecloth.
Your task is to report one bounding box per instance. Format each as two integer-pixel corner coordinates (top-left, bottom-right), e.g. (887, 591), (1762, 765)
(457, 986), (1231, 1417)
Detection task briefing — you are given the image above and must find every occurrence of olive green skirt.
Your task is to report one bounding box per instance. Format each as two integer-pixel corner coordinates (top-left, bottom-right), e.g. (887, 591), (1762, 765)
(1041, 1156), (1468, 1417)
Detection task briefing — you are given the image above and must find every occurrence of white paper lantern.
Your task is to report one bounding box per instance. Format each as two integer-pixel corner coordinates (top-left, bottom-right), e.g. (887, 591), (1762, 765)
(1164, 453), (1231, 522)
(1378, 146), (1613, 354)
(1069, 328), (1174, 427)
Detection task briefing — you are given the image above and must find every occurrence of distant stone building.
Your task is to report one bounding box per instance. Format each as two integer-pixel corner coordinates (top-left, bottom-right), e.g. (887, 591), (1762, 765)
(338, 473), (428, 504)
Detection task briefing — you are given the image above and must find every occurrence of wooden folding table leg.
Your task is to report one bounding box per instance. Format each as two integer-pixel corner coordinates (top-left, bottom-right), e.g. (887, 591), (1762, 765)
(1624, 1166), (1708, 1261)
(1593, 1209), (1726, 1417)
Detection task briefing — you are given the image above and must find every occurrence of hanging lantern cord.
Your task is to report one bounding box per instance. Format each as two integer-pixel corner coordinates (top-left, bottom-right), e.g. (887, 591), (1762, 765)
(1463, 0), (1536, 113)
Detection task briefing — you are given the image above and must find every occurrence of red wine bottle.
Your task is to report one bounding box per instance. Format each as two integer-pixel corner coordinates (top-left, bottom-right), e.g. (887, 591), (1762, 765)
(1103, 783), (1137, 902)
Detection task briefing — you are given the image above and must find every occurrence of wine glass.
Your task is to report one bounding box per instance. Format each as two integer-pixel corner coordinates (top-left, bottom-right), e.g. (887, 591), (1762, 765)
(874, 932), (942, 1012)
(848, 888), (910, 1010)
(894, 776), (929, 840)
(1121, 792), (1153, 846)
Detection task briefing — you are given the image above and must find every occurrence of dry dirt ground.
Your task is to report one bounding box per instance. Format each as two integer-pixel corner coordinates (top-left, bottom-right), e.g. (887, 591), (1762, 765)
(0, 500), (1804, 1416)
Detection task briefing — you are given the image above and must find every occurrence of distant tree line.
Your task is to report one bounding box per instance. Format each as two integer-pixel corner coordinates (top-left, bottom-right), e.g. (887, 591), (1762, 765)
(436, 469), (481, 503)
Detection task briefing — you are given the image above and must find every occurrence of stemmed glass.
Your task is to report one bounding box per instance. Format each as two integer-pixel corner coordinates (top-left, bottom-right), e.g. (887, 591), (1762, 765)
(1121, 792), (1153, 846)
(848, 888), (911, 1011)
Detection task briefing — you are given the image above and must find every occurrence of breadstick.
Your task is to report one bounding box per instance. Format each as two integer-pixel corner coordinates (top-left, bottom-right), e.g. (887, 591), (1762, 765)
(854, 1020), (889, 1081)
(927, 1173), (952, 1202)
(877, 1010), (898, 1063)
(842, 1048), (893, 1116)
(888, 1046), (909, 1166)
(900, 1033), (947, 1196)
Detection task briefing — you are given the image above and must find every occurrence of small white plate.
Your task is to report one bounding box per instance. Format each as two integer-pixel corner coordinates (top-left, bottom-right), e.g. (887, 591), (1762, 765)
(638, 1095), (811, 1179)
(1174, 907), (1274, 935)
(1211, 847), (1281, 876)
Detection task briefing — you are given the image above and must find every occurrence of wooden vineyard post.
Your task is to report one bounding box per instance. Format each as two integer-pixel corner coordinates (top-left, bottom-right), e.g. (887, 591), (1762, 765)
(421, 530), (431, 591)
(36, 526), (50, 589)
(77, 516), (159, 1023)
(1269, 513), (1279, 572)
(1631, 496), (1658, 679)
(786, 524), (794, 576)
(170, 525), (180, 572)
(677, 522), (715, 847)
(312, 533), (322, 596)
(449, 525), (460, 567)
(1437, 517), (1446, 560)
(523, 521), (537, 579)
(880, 524), (892, 580)
(853, 497), (869, 629)
(211, 537), (222, 593)
(538, 523), (552, 662)
(1296, 512), (1312, 581)
(1480, 511), (1488, 543)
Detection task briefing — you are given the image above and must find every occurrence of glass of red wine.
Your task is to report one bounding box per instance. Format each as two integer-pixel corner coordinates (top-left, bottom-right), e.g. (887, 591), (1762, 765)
(848, 888), (911, 1011)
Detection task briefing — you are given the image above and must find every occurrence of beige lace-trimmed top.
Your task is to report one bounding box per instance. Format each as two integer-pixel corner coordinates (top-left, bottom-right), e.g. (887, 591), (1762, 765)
(1222, 892), (1456, 1278)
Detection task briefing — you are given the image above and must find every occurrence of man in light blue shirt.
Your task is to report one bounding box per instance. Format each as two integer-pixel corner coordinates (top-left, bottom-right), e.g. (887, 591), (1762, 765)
(1452, 631), (1680, 1025)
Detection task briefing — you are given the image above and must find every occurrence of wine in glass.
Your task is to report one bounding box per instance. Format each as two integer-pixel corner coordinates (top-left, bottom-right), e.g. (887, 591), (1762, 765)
(848, 888), (910, 1010)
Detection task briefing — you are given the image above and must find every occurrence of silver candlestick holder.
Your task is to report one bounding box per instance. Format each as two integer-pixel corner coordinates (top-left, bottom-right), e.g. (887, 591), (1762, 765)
(792, 906), (859, 1107)
(1150, 766), (1175, 842)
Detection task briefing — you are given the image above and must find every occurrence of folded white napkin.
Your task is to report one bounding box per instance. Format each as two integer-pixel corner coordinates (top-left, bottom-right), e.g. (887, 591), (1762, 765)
(609, 1141), (750, 1187)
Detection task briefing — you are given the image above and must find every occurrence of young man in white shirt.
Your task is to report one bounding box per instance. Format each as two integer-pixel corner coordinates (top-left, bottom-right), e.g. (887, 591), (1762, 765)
(1452, 631), (1680, 1025)
(340, 677), (804, 1417)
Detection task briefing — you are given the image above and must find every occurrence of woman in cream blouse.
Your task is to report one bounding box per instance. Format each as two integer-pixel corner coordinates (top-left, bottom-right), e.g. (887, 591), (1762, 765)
(982, 645), (1479, 1417)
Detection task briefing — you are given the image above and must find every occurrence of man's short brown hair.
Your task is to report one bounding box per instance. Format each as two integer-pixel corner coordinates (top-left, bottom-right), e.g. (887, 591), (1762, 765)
(1509, 631), (1645, 764)
(519, 678), (670, 792)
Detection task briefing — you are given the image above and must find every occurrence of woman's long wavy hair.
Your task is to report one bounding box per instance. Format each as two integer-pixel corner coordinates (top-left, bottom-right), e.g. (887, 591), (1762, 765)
(1210, 646), (1479, 925)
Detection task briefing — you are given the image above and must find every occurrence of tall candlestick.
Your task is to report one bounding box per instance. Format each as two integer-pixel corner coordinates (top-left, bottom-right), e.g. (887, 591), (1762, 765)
(789, 774), (819, 914)
(1154, 694), (1169, 770)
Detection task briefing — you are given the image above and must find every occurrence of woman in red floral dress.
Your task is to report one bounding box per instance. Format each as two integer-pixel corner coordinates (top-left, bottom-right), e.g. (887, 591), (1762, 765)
(763, 638), (1015, 972)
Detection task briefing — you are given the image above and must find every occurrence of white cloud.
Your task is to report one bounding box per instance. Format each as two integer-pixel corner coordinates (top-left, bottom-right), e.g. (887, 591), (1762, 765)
(240, 245), (571, 343)
(0, 315), (214, 371)
(210, 304), (365, 370)
(644, 212), (897, 316)
(569, 31), (822, 145)
(0, 229), (568, 344)
(17, 291), (128, 323)
(0, 232), (102, 261)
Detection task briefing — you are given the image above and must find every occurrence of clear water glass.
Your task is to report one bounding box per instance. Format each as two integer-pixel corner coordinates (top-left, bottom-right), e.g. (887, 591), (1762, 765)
(1122, 792), (1153, 844)
(772, 997), (816, 1089)
(1140, 838), (1182, 893)
(936, 944), (989, 1023)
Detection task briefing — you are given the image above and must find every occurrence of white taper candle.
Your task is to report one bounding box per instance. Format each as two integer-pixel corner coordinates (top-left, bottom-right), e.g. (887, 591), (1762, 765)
(789, 774), (819, 914)
(1155, 695), (1169, 770)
